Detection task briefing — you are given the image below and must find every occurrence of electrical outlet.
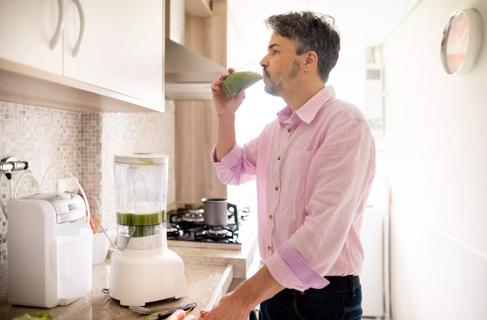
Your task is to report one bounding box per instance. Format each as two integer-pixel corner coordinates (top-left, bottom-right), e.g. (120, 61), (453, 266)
(57, 177), (79, 193)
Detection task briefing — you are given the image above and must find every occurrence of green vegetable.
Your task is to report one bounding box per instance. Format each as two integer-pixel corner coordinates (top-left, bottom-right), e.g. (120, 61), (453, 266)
(13, 311), (53, 320)
(222, 71), (263, 97)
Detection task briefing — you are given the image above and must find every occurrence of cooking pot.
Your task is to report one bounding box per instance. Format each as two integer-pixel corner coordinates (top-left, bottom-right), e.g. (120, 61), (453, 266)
(201, 198), (237, 227)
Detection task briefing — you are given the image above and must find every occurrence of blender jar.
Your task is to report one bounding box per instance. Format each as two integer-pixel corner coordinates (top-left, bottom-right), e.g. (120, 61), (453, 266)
(114, 154), (168, 250)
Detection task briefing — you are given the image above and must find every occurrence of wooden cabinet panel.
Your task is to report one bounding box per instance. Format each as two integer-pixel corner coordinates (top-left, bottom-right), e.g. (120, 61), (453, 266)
(186, 0), (212, 17)
(175, 101), (226, 203)
(175, 0), (227, 204)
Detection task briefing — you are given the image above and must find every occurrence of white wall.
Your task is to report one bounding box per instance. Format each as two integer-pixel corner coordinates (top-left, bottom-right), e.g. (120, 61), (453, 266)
(383, 0), (487, 319)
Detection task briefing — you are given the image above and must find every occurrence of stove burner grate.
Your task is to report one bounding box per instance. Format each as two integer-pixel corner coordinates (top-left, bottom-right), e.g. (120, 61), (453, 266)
(167, 204), (241, 244)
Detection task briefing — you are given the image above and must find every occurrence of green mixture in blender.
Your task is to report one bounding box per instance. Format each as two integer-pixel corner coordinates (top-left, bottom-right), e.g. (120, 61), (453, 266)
(117, 211), (166, 237)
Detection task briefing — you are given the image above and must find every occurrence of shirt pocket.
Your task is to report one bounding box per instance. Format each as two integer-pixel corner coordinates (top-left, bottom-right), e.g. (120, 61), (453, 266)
(280, 150), (314, 217)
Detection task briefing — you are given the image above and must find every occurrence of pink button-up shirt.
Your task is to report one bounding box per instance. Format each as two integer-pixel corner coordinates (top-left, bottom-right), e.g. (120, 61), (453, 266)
(212, 86), (376, 291)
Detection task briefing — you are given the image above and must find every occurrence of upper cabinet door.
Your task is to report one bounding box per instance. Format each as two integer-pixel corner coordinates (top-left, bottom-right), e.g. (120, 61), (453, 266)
(63, 0), (163, 108)
(0, 0), (63, 74)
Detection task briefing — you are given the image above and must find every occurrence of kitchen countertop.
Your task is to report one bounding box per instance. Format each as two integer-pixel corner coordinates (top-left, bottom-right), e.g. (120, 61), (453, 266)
(0, 213), (259, 319)
(170, 237), (257, 280)
(0, 261), (233, 320)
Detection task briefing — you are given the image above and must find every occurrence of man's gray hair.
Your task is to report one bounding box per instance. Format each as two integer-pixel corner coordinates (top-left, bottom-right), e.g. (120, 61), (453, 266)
(265, 11), (340, 82)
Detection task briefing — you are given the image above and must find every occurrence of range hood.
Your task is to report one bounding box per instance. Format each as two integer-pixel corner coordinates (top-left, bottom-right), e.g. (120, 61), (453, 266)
(165, 38), (226, 100)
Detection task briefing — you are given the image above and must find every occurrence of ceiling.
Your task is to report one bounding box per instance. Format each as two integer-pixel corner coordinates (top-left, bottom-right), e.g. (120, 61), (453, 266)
(307, 0), (421, 47)
(227, 0), (420, 61)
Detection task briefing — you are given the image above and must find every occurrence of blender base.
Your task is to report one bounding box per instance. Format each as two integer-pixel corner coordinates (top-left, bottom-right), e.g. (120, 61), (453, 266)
(109, 247), (186, 306)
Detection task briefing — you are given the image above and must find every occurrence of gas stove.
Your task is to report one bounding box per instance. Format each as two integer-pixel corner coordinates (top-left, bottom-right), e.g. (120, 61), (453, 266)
(167, 204), (248, 250)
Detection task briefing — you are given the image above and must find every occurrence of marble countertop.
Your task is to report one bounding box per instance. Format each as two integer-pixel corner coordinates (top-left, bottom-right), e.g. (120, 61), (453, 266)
(0, 261), (233, 320)
(0, 215), (259, 320)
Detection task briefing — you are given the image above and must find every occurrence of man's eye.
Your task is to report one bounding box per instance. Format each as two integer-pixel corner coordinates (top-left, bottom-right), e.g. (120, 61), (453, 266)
(272, 50), (279, 55)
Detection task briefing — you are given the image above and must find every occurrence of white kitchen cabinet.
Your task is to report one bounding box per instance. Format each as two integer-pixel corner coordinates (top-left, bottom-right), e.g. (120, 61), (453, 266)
(0, 0), (164, 112)
(0, 0), (62, 74)
(63, 0), (163, 107)
(166, 0), (185, 45)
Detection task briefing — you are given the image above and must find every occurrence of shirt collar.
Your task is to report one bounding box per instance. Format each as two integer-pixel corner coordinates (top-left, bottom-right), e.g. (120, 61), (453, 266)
(277, 86), (335, 127)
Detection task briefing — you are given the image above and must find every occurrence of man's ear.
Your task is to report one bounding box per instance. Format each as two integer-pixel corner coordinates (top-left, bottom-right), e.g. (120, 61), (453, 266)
(304, 51), (318, 72)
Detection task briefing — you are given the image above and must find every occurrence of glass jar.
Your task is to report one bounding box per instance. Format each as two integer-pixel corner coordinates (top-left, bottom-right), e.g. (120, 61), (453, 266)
(113, 154), (168, 250)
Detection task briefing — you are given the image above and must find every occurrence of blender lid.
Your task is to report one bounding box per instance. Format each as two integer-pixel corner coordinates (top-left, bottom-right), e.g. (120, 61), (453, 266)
(114, 153), (168, 165)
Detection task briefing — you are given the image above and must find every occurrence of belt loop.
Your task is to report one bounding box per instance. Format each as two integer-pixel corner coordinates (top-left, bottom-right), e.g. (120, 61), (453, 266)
(348, 277), (356, 298)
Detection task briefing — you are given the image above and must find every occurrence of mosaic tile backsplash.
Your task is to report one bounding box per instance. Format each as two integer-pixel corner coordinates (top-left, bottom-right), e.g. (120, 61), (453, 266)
(0, 100), (175, 301)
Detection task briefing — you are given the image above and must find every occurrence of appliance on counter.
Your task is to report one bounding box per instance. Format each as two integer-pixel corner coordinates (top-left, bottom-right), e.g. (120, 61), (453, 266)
(7, 192), (92, 308)
(167, 200), (247, 251)
(109, 154), (185, 307)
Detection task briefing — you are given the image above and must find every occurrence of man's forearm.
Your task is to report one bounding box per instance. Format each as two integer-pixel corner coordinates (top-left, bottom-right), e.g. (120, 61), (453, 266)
(216, 114), (237, 161)
(232, 265), (284, 310)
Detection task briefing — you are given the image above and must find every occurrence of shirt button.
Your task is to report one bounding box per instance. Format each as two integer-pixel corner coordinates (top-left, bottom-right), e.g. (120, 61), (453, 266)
(277, 155), (281, 161)
(268, 214), (273, 220)
(274, 186), (279, 191)
(267, 245), (272, 251)
(287, 128), (292, 133)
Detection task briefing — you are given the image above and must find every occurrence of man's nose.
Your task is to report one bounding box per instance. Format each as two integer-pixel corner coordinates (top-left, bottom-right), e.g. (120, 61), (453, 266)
(260, 56), (268, 68)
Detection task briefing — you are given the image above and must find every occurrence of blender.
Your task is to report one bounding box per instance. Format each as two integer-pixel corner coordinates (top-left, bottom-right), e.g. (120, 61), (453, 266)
(109, 154), (186, 306)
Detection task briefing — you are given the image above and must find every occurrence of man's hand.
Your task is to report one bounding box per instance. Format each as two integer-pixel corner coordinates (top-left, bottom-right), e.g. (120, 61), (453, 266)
(199, 266), (284, 320)
(211, 68), (246, 116)
(199, 291), (253, 320)
(167, 309), (196, 320)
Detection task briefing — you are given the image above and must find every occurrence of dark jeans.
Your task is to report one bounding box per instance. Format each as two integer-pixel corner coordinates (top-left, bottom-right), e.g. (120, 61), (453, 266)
(259, 276), (362, 320)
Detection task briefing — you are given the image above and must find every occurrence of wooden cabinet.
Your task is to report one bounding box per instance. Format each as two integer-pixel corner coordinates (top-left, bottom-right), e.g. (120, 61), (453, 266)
(175, 0), (227, 204)
(186, 0), (212, 17)
(0, 0), (164, 112)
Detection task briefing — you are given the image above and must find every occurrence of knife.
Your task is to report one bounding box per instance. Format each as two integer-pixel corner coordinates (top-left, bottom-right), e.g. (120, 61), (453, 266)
(151, 302), (197, 320)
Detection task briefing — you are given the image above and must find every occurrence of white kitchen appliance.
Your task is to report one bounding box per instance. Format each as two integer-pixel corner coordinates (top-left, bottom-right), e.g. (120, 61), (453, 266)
(7, 192), (93, 308)
(109, 154), (185, 307)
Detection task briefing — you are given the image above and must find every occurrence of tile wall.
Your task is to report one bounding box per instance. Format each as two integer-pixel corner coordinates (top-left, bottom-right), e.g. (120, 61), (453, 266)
(0, 100), (175, 301)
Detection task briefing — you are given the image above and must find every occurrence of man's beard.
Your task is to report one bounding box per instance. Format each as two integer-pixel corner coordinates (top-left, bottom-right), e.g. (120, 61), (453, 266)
(263, 59), (300, 96)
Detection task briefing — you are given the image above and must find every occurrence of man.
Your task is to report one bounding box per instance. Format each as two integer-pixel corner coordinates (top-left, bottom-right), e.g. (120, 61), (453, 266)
(201, 11), (375, 320)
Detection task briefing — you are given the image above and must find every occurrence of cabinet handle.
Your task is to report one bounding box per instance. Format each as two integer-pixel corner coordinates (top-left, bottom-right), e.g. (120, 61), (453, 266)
(71, 0), (85, 57)
(49, 0), (64, 49)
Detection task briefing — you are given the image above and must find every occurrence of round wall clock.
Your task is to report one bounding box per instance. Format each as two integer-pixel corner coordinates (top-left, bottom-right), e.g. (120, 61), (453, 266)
(441, 8), (484, 75)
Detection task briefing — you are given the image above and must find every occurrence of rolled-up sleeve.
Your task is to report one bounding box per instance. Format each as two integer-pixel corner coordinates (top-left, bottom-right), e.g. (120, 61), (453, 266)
(265, 118), (376, 291)
(211, 137), (260, 185)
